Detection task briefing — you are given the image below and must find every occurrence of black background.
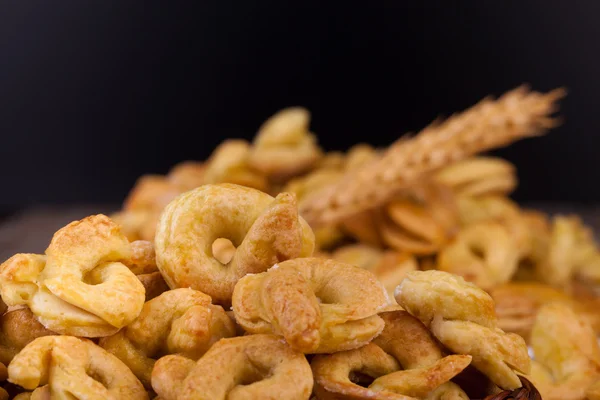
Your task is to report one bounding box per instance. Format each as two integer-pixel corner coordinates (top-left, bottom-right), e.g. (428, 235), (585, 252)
(1, 1), (598, 210)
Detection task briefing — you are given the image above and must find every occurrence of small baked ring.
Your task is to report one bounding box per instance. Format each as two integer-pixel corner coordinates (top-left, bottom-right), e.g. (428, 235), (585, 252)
(312, 310), (471, 399)
(248, 107), (322, 180)
(151, 334), (313, 400)
(0, 215), (145, 337)
(155, 184), (315, 305)
(100, 288), (235, 388)
(395, 270), (530, 390)
(232, 257), (389, 353)
(376, 184), (458, 255)
(8, 336), (147, 400)
(529, 303), (600, 400)
(203, 139), (268, 191)
(437, 221), (520, 290)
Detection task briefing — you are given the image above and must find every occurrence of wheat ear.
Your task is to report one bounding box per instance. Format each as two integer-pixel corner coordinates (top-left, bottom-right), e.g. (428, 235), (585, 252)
(299, 85), (565, 226)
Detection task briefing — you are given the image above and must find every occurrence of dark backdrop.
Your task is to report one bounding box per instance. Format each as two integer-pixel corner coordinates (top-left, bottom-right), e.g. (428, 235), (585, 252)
(1, 1), (598, 210)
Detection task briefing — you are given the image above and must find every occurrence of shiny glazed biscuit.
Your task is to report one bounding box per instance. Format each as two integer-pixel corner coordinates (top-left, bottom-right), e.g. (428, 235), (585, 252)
(151, 334), (313, 400)
(395, 270), (530, 390)
(0, 215), (145, 337)
(8, 336), (147, 400)
(100, 288), (235, 388)
(155, 184), (315, 305)
(232, 258), (389, 353)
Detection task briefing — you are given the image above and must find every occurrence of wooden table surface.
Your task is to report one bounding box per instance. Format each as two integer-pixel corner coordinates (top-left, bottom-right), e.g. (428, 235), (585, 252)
(1, 203), (600, 261)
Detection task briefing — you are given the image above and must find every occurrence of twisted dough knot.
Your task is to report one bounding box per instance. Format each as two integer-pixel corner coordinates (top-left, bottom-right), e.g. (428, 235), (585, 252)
(203, 140), (268, 191)
(433, 156), (518, 197)
(437, 221), (520, 290)
(0, 308), (55, 367)
(376, 183), (459, 255)
(232, 258), (389, 353)
(312, 310), (471, 400)
(100, 288), (235, 388)
(395, 270), (530, 390)
(490, 282), (600, 341)
(248, 107), (322, 180)
(8, 336), (147, 400)
(155, 184), (315, 305)
(528, 303), (600, 400)
(332, 244), (417, 302)
(0, 215), (145, 337)
(151, 334), (313, 400)
(122, 240), (169, 301)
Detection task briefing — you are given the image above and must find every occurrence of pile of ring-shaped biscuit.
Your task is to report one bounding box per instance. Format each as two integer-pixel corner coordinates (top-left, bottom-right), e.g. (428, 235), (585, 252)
(1, 97), (599, 399)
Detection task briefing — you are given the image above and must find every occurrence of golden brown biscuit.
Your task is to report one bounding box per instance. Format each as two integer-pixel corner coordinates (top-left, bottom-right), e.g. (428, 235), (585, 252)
(490, 282), (600, 340)
(203, 139), (268, 191)
(437, 222), (520, 290)
(0, 215), (145, 337)
(151, 334), (313, 400)
(312, 311), (470, 399)
(395, 270), (530, 390)
(155, 184), (315, 305)
(232, 258), (389, 353)
(100, 288), (235, 388)
(528, 303), (600, 400)
(8, 336), (147, 399)
(0, 308), (55, 366)
(376, 184), (458, 255)
(248, 107), (322, 180)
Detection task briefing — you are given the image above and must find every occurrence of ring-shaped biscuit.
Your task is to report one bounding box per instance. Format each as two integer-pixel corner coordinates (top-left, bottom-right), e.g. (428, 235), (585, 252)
(8, 336), (147, 400)
(151, 334), (313, 400)
(155, 184), (315, 305)
(100, 288), (236, 388)
(232, 258), (389, 353)
(0, 215), (145, 337)
(395, 270), (530, 390)
(437, 222), (520, 290)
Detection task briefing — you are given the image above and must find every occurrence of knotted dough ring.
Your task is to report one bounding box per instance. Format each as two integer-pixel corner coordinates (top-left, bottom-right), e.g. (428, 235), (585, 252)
(8, 336), (147, 400)
(312, 310), (471, 399)
(155, 184), (315, 305)
(151, 334), (313, 400)
(437, 221), (520, 290)
(232, 258), (389, 353)
(395, 270), (530, 390)
(376, 183), (458, 255)
(100, 288), (236, 388)
(0, 215), (145, 337)
(248, 106), (322, 180)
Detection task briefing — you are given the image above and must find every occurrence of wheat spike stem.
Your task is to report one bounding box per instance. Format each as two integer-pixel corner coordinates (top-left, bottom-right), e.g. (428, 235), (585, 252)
(299, 85), (566, 226)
